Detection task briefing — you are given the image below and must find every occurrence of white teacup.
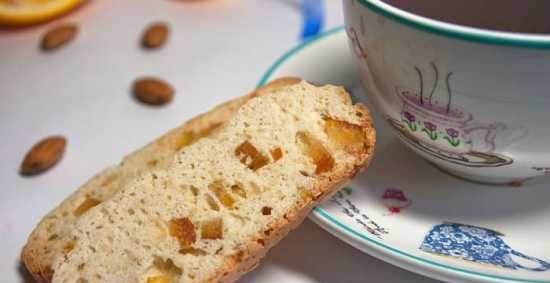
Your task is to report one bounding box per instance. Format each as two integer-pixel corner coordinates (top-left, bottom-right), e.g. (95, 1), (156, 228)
(343, 0), (550, 184)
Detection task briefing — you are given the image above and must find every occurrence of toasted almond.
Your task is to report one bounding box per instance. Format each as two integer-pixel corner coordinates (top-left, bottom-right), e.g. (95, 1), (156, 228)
(41, 23), (78, 51)
(20, 136), (66, 176)
(141, 22), (169, 49)
(132, 77), (174, 106)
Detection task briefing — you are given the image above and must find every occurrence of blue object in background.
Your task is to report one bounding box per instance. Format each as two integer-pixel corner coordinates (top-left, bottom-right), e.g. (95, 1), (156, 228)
(300, 0), (324, 40)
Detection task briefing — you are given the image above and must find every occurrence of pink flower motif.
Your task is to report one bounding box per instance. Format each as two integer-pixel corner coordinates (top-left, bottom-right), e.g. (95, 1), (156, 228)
(382, 188), (412, 215)
(404, 111), (415, 122)
(424, 121), (437, 132)
(446, 128), (459, 138)
(388, 207), (401, 213)
(382, 188), (408, 202)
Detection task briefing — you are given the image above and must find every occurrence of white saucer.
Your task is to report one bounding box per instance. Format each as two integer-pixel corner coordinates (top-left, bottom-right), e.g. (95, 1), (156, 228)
(258, 27), (550, 283)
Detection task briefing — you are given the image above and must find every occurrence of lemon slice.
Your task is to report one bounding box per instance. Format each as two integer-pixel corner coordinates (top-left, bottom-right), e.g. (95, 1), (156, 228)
(0, 0), (83, 26)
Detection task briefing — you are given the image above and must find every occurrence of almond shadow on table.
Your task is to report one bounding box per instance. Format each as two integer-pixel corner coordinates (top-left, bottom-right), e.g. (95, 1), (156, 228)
(241, 219), (439, 283)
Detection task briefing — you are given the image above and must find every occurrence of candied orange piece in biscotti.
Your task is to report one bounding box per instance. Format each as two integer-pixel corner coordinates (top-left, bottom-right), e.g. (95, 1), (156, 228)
(324, 117), (366, 154)
(235, 141), (269, 170)
(296, 131), (334, 174)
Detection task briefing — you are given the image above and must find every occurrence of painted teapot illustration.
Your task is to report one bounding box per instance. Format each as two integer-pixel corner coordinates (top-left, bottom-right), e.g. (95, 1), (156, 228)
(387, 63), (520, 167)
(420, 222), (550, 272)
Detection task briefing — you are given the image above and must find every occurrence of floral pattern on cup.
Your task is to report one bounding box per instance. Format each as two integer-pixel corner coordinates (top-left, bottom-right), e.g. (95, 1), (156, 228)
(420, 223), (550, 272)
(403, 111), (417, 131)
(389, 63), (522, 168)
(422, 121), (438, 141)
(397, 87), (520, 156)
(397, 88), (472, 155)
(444, 128), (460, 147)
(402, 112), (460, 146)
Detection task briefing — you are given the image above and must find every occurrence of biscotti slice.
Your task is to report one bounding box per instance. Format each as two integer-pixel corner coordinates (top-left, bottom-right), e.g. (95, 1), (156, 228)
(21, 77), (301, 283)
(52, 81), (375, 283)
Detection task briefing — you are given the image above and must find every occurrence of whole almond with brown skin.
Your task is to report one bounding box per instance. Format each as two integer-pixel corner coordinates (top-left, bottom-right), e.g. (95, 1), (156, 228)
(141, 22), (169, 49)
(20, 136), (66, 176)
(132, 77), (174, 105)
(41, 24), (78, 51)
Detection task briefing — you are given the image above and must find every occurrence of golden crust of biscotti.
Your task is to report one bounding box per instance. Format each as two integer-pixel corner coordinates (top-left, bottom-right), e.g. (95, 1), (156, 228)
(21, 77), (301, 283)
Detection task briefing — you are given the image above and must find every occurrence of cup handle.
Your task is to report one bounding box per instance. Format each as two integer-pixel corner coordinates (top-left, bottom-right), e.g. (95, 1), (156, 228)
(509, 250), (550, 271)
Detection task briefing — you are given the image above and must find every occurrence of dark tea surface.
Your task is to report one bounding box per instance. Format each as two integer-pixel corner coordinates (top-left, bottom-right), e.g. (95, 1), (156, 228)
(381, 0), (550, 34)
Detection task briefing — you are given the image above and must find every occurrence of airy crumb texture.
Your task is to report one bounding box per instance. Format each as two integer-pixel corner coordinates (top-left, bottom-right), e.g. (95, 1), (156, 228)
(21, 77), (302, 283)
(50, 81), (375, 283)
